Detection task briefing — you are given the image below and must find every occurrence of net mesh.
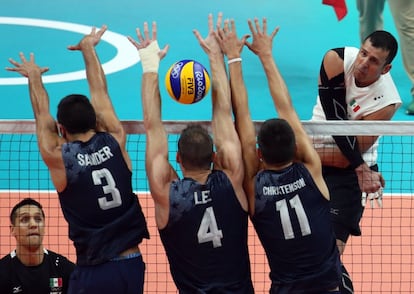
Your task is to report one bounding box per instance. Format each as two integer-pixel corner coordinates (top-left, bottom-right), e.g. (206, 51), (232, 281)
(0, 120), (413, 293)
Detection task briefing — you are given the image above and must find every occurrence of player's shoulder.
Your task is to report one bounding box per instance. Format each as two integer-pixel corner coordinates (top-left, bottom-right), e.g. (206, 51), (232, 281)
(45, 249), (67, 259)
(44, 249), (75, 267)
(0, 251), (14, 265)
(45, 249), (61, 257)
(95, 131), (121, 149)
(322, 48), (347, 76)
(209, 169), (233, 186)
(324, 48), (346, 62)
(0, 253), (13, 280)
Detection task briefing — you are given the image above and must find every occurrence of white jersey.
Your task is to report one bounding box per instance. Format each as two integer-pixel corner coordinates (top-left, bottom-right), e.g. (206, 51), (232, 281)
(311, 47), (402, 166)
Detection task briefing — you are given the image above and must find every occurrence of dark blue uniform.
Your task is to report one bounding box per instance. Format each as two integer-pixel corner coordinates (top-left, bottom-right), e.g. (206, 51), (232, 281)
(159, 170), (254, 293)
(252, 163), (341, 294)
(0, 249), (75, 294)
(58, 132), (149, 265)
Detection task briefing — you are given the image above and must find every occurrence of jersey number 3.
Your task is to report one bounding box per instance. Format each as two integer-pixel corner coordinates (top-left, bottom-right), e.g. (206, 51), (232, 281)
(92, 168), (122, 210)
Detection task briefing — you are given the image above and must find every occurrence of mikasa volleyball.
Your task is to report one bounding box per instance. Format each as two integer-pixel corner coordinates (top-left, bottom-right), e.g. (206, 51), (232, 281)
(165, 59), (211, 104)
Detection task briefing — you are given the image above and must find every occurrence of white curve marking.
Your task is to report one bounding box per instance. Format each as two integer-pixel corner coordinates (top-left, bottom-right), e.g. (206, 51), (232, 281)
(0, 17), (140, 85)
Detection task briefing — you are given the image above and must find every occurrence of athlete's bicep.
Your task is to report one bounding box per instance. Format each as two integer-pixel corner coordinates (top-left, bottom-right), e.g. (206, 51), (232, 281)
(318, 48), (347, 121)
(319, 48), (345, 85)
(318, 48), (365, 169)
(36, 114), (64, 167)
(145, 142), (177, 206)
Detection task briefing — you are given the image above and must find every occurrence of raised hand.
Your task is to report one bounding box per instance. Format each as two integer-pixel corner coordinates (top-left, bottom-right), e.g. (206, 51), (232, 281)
(245, 17), (279, 58)
(127, 21), (168, 59)
(67, 25), (107, 51)
(193, 13), (223, 57)
(216, 18), (249, 59)
(6, 52), (49, 77)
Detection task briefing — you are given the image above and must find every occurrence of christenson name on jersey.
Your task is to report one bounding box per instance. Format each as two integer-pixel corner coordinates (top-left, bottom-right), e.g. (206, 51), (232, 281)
(262, 178), (306, 196)
(76, 145), (114, 166)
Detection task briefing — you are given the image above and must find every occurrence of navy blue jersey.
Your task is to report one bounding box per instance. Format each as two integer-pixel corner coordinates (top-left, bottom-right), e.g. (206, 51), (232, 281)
(0, 249), (75, 294)
(252, 163), (341, 292)
(58, 132), (149, 266)
(159, 170), (254, 293)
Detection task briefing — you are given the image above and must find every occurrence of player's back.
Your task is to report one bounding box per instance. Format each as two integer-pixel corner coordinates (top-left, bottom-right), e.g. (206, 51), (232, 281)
(159, 170), (254, 293)
(252, 163), (341, 292)
(58, 132), (149, 266)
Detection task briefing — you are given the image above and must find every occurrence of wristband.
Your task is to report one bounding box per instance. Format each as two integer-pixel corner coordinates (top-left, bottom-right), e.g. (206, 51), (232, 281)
(227, 57), (242, 65)
(138, 41), (160, 73)
(349, 156), (365, 170)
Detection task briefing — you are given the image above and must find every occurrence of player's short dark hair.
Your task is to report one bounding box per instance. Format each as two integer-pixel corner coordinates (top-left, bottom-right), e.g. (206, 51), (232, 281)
(364, 30), (398, 65)
(178, 124), (213, 170)
(10, 198), (45, 224)
(57, 94), (96, 134)
(257, 118), (295, 165)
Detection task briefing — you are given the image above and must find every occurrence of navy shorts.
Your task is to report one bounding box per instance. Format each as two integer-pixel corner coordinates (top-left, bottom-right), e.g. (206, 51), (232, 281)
(322, 165), (378, 243)
(68, 253), (145, 294)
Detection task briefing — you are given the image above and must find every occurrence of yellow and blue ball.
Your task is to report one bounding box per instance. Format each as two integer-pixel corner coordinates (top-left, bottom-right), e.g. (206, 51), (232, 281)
(165, 59), (210, 104)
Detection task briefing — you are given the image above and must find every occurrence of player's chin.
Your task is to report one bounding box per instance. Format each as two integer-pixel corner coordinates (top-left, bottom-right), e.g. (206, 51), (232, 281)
(353, 73), (372, 87)
(353, 70), (364, 81)
(27, 234), (42, 243)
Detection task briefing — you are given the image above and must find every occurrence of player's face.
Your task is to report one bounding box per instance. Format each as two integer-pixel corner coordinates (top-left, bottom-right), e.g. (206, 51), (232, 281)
(353, 40), (392, 87)
(11, 205), (45, 249)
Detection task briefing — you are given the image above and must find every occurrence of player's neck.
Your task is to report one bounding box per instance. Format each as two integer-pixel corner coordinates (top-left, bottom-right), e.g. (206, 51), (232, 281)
(67, 129), (96, 142)
(264, 161), (292, 171)
(183, 169), (210, 184)
(16, 245), (44, 266)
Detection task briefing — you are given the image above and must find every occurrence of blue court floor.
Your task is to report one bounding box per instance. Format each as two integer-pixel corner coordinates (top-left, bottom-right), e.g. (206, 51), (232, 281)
(0, 0), (411, 122)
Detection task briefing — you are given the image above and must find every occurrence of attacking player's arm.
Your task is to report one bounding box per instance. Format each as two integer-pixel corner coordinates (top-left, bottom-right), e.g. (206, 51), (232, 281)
(318, 49), (365, 167)
(68, 26), (125, 143)
(318, 49), (384, 193)
(322, 103), (397, 166)
(6, 53), (66, 189)
(129, 21), (176, 229)
(217, 18), (258, 214)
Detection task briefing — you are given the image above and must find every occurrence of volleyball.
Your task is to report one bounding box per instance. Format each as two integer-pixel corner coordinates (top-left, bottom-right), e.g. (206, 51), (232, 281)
(165, 59), (210, 104)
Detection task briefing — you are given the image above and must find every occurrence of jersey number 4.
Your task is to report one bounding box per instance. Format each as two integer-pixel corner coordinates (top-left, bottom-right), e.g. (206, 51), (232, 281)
(92, 168), (122, 210)
(197, 207), (223, 248)
(276, 195), (311, 240)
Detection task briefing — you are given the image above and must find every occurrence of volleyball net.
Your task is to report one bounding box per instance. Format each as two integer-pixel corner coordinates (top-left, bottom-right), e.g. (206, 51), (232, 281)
(0, 120), (413, 293)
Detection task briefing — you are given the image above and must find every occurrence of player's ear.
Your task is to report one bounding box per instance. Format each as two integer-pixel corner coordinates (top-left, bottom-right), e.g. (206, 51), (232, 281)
(211, 151), (216, 162)
(211, 151), (220, 170)
(176, 152), (181, 164)
(57, 123), (67, 138)
(10, 224), (16, 237)
(382, 63), (392, 75)
(257, 148), (263, 162)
